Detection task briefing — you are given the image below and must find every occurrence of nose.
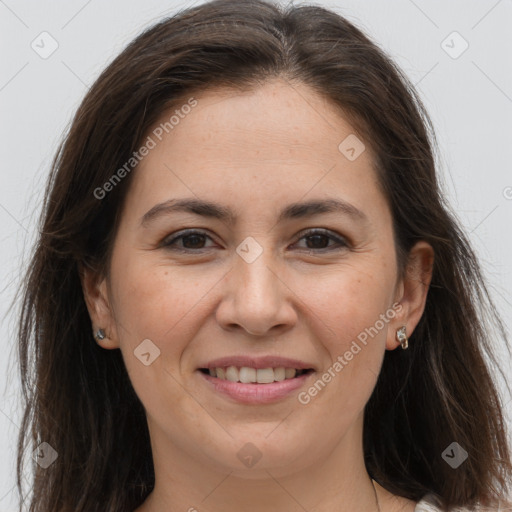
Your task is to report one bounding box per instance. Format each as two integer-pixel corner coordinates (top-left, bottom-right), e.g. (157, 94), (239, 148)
(215, 246), (297, 338)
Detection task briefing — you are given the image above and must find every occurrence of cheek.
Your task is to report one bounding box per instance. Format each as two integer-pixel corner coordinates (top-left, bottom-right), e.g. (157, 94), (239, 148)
(110, 259), (205, 415)
(297, 261), (396, 413)
(111, 255), (208, 341)
(308, 261), (396, 345)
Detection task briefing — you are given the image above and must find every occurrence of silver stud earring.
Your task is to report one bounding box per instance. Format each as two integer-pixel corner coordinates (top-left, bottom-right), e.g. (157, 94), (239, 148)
(95, 328), (106, 341)
(396, 326), (408, 350)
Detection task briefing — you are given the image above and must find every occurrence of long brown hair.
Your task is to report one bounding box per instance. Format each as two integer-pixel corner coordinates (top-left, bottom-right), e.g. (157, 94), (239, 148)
(14, 0), (511, 510)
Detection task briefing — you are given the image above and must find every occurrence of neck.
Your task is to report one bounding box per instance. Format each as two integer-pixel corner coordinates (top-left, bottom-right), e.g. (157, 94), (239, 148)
(136, 414), (384, 512)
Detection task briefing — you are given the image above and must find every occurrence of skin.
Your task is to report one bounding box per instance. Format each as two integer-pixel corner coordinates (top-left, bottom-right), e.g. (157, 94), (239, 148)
(82, 79), (433, 512)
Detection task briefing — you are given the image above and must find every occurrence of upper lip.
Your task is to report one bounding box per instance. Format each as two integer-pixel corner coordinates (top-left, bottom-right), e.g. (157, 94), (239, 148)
(199, 355), (316, 371)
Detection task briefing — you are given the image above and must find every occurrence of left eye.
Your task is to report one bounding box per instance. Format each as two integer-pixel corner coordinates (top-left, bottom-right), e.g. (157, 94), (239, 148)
(292, 228), (348, 251)
(161, 229), (348, 252)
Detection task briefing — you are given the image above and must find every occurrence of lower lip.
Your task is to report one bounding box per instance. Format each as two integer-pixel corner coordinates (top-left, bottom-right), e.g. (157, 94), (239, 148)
(198, 371), (313, 404)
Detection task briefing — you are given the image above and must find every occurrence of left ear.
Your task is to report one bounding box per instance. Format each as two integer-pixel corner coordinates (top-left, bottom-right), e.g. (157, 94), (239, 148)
(386, 240), (434, 350)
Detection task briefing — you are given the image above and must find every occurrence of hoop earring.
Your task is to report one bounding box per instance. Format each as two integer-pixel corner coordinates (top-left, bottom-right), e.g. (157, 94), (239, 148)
(396, 326), (408, 350)
(95, 328), (106, 341)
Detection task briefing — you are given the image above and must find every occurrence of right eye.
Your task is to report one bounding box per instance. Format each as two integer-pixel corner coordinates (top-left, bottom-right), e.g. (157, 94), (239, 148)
(161, 229), (218, 253)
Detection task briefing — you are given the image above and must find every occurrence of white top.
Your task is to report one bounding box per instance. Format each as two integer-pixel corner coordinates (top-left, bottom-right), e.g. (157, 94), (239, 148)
(414, 499), (442, 511)
(414, 495), (472, 511)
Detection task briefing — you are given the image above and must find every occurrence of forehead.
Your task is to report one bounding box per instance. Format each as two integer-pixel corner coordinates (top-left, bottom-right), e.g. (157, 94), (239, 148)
(123, 79), (385, 223)
(150, 80), (370, 166)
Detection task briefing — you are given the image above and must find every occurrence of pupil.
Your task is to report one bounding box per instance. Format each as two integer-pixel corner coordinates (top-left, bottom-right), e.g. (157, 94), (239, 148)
(183, 234), (205, 248)
(306, 234), (328, 249)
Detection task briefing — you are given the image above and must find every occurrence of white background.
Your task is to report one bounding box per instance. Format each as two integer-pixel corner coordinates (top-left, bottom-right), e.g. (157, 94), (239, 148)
(1, 0), (511, 509)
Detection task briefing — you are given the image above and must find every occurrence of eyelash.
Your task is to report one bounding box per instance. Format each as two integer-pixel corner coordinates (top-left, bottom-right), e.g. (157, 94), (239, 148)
(161, 228), (349, 253)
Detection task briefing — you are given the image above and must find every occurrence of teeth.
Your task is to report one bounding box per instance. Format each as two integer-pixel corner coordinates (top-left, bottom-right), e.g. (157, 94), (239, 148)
(239, 367), (256, 383)
(285, 368), (296, 379)
(273, 367), (286, 381)
(256, 368), (274, 384)
(207, 366), (306, 383)
(225, 366), (239, 382)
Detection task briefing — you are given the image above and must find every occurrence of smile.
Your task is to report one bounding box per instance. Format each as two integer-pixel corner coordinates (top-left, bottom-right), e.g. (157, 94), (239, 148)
(198, 367), (315, 404)
(200, 366), (312, 383)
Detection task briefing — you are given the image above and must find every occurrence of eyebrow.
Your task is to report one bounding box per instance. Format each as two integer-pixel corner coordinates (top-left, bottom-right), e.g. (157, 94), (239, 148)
(140, 197), (368, 228)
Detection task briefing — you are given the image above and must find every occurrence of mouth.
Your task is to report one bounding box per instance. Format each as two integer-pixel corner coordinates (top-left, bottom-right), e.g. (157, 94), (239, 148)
(198, 366), (314, 384)
(196, 358), (316, 404)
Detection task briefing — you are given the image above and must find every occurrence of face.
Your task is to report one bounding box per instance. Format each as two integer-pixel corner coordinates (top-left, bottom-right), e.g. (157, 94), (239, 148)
(85, 79), (430, 480)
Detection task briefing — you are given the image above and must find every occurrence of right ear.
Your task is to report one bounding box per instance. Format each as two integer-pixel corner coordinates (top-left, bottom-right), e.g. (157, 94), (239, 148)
(78, 262), (120, 349)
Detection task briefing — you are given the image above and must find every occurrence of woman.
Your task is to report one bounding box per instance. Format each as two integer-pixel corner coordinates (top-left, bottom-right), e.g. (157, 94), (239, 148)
(15, 0), (511, 511)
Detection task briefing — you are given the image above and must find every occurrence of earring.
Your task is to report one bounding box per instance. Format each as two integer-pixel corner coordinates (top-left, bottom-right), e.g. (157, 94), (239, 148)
(95, 328), (106, 341)
(396, 326), (408, 350)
